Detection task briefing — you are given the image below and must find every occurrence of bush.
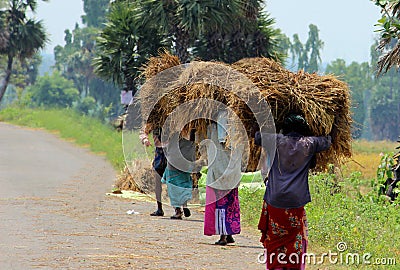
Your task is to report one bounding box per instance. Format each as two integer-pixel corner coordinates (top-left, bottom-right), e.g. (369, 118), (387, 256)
(29, 72), (79, 108)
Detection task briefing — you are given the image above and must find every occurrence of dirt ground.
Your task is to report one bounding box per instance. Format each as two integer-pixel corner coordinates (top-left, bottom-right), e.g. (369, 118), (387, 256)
(0, 122), (265, 270)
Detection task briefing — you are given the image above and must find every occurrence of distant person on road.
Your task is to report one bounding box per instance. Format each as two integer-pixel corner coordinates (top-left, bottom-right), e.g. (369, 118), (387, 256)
(140, 126), (167, 217)
(254, 114), (332, 270)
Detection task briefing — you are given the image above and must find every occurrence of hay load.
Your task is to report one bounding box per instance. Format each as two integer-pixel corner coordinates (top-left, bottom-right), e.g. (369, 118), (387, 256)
(142, 50), (181, 80)
(231, 57), (352, 169)
(138, 52), (352, 171)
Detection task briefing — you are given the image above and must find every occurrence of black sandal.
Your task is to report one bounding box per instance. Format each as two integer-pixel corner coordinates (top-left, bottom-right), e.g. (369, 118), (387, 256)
(183, 208), (191, 217)
(150, 209), (164, 216)
(226, 235), (235, 243)
(215, 236), (227, 246)
(170, 208), (183, 219)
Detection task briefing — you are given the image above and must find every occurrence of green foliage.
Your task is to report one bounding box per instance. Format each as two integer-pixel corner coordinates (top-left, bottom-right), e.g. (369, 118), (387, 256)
(54, 25), (99, 96)
(372, 0), (400, 74)
(0, 0), (48, 103)
(304, 24), (324, 72)
(93, 0), (166, 94)
(307, 172), (400, 265)
(136, 0), (240, 62)
(82, 0), (110, 28)
(0, 0), (48, 58)
(130, 0), (283, 63)
(376, 152), (395, 193)
(0, 53), (42, 106)
(193, 1), (284, 63)
(364, 39), (400, 141)
(369, 69), (400, 141)
(324, 39), (400, 141)
(29, 72), (79, 107)
(239, 186), (264, 228)
(75, 96), (97, 114)
(0, 106), (124, 169)
(54, 22), (121, 117)
(325, 60), (371, 139)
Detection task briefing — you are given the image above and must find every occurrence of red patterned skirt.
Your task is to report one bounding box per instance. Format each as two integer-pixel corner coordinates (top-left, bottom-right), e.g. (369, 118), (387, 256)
(258, 201), (308, 270)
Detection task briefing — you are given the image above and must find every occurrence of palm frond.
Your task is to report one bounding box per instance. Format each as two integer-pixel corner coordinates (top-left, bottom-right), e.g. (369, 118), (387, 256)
(376, 39), (400, 75)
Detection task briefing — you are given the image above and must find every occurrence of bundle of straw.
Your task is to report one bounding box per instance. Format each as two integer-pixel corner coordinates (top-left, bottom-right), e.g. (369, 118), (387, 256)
(231, 57), (352, 169)
(141, 50), (181, 80)
(138, 53), (352, 171)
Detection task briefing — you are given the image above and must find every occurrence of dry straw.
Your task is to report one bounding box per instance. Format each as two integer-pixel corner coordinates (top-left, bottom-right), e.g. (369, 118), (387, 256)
(138, 52), (352, 171)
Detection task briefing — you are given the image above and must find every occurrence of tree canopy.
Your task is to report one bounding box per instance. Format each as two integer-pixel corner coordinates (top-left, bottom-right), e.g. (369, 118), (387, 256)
(93, 0), (284, 95)
(93, 0), (167, 95)
(82, 0), (110, 28)
(288, 24), (323, 72)
(29, 72), (79, 107)
(0, 0), (48, 103)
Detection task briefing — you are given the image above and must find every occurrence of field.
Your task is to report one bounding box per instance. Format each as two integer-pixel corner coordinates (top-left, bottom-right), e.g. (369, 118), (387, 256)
(1, 106), (398, 269)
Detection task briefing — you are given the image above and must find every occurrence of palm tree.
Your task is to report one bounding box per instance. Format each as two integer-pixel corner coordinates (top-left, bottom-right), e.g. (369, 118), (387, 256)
(304, 24), (323, 72)
(137, 0), (244, 63)
(0, 0), (9, 51)
(194, 0), (283, 63)
(0, 0), (48, 103)
(54, 24), (99, 97)
(373, 0), (400, 75)
(93, 0), (167, 95)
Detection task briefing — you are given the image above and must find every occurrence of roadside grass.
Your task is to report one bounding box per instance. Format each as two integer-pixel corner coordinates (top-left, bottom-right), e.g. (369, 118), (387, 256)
(1, 107), (398, 268)
(0, 106), (125, 170)
(305, 172), (400, 269)
(240, 172), (400, 270)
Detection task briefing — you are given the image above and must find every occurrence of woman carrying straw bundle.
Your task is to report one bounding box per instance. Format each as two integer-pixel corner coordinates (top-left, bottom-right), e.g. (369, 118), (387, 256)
(255, 114), (332, 270)
(139, 126), (167, 217)
(162, 128), (196, 219)
(203, 111), (243, 245)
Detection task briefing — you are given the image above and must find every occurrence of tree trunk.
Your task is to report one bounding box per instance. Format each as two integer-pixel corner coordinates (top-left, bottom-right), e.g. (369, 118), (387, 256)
(0, 54), (13, 104)
(174, 26), (190, 63)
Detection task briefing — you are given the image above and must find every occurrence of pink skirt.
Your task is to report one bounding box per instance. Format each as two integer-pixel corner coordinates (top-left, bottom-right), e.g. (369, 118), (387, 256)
(204, 187), (241, 236)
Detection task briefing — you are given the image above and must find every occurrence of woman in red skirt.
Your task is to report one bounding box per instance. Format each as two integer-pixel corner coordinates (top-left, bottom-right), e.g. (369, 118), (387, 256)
(255, 114), (332, 270)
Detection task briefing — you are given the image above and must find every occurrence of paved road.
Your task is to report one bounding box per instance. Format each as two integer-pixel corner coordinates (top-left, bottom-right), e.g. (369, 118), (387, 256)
(0, 122), (265, 270)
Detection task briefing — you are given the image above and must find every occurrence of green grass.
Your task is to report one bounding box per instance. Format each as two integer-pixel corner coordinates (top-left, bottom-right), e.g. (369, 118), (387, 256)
(197, 167), (263, 187)
(0, 106), (125, 170)
(239, 172), (400, 269)
(305, 172), (400, 269)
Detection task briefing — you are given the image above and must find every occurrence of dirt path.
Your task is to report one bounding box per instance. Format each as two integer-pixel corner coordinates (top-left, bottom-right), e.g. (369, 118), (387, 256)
(0, 122), (264, 270)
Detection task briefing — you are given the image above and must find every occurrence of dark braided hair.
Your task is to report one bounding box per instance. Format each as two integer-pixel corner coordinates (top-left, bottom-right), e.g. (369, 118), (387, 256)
(282, 114), (311, 136)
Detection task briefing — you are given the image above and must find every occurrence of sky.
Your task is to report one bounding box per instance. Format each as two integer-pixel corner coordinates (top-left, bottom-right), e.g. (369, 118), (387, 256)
(266, 0), (382, 64)
(36, 0), (84, 53)
(36, 0), (382, 64)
